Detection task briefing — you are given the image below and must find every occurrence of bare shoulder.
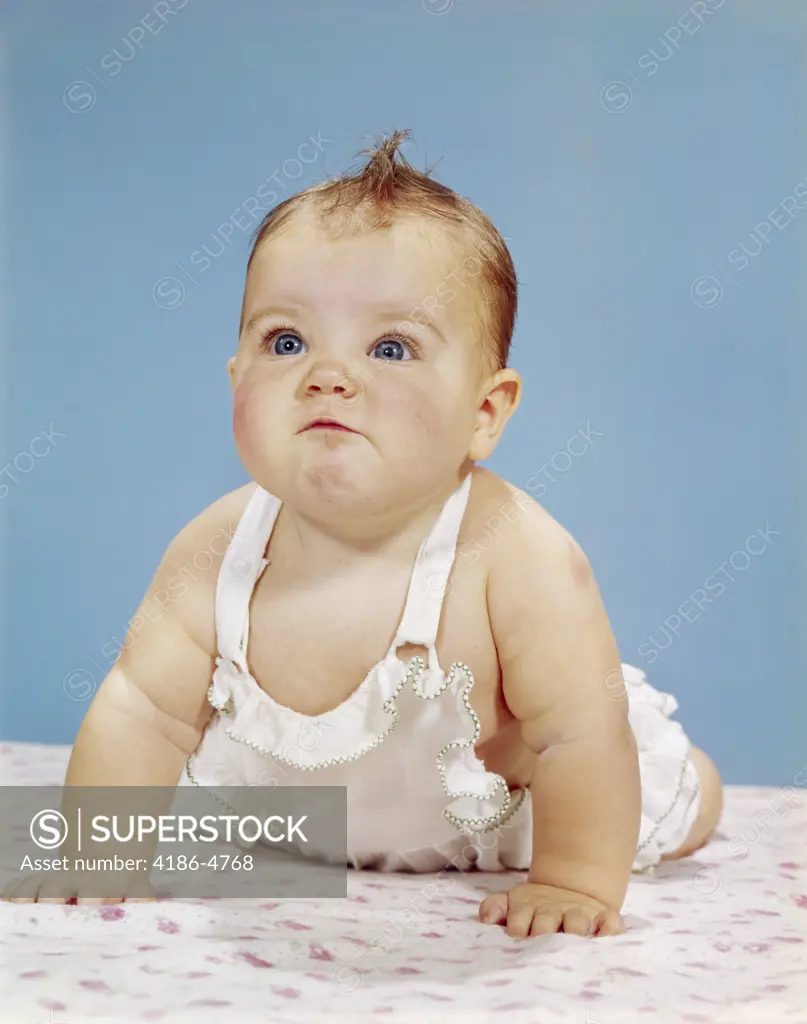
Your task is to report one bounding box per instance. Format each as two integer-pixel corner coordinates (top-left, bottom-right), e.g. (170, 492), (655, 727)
(462, 466), (586, 583)
(470, 466), (609, 654)
(156, 480), (259, 657)
(473, 467), (623, 732)
(105, 481), (258, 745)
(173, 480), (257, 550)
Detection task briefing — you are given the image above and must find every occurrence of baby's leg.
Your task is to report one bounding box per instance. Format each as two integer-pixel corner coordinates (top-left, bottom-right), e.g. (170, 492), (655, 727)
(661, 747), (723, 860)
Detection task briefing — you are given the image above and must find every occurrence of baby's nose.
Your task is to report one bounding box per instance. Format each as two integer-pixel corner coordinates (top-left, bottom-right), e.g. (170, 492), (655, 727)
(305, 369), (363, 403)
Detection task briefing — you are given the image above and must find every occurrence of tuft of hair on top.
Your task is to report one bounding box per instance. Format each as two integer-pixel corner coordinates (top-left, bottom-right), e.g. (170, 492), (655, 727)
(242, 128), (517, 378)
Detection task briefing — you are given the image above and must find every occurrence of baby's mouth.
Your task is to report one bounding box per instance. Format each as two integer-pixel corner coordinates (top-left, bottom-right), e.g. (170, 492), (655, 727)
(303, 418), (360, 434)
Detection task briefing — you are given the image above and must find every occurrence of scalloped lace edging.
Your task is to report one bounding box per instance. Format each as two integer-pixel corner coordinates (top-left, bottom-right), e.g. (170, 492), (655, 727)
(201, 652), (523, 838)
(436, 662), (528, 836)
(206, 652), (427, 770)
(182, 757), (241, 814)
(632, 746), (702, 872)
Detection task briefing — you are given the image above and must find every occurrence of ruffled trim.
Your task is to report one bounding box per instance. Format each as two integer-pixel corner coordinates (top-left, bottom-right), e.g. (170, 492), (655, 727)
(182, 756), (241, 814)
(623, 663), (702, 871)
(207, 652), (421, 770)
(622, 662), (679, 715)
(205, 653), (523, 839)
(633, 750), (701, 872)
(436, 662), (527, 835)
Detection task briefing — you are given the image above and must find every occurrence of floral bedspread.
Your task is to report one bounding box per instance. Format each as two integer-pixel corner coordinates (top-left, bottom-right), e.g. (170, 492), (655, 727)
(1, 741), (805, 1024)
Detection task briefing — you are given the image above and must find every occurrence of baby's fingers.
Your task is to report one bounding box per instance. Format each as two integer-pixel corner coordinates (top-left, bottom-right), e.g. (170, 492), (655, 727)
(558, 907), (595, 937)
(74, 875), (154, 904)
(478, 891), (508, 926)
(1, 872), (51, 903)
(35, 876), (81, 904)
(592, 908), (625, 937)
(1, 871), (154, 905)
(520, 905), (561, 937)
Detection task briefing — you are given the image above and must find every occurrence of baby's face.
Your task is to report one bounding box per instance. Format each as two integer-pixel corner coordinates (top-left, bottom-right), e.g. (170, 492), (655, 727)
(229, 207), (490, 517)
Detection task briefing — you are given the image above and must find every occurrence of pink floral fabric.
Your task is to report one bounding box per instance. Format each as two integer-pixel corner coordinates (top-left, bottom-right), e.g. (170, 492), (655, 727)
(1, 741), (805, 1024)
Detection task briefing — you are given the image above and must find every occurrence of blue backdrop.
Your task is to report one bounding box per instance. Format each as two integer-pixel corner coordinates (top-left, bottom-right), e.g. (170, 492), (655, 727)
(1, 0), (804, 785)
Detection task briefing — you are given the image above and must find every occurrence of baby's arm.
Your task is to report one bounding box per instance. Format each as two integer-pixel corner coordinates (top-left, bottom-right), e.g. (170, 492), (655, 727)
(483, 490), (641, 937)
(65, 523), (217, 790)
(3, 507), (226, 903)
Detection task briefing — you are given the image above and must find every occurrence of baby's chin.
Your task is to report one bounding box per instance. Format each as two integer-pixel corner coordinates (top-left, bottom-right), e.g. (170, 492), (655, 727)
(295, 458), (376, 512)
(247, 452), (380, 513)
(252, 450), (439, 521)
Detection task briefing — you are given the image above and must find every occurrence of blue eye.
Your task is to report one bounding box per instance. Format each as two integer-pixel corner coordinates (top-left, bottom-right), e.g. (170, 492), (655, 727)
(371, 338), (412, 361)
(260, 326), (419, 360)
(264, 330), (306, 356)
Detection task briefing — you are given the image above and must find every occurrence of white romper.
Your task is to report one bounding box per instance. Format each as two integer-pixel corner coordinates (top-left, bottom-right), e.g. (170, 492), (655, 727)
(178, 473), (702, 873)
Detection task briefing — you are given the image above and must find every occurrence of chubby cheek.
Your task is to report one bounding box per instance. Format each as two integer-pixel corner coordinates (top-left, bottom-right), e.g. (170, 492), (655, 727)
(387, 379), (450, 443)
(232, 378), (266, 454)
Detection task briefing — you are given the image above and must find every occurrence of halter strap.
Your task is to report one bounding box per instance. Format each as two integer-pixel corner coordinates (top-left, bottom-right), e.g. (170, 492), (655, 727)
(215, 486), (278, 671)
(215, 473), (473, 669)
(391, 472), (473, 649)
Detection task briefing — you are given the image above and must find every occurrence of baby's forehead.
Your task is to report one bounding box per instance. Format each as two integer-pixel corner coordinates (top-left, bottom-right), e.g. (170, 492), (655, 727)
(261, 206), (469, 271)
(247, 209), (482, 323)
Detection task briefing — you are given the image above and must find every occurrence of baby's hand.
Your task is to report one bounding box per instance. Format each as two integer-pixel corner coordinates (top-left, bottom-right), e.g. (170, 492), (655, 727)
(478, 881), (624, 938)
(1, 870), (158, 905)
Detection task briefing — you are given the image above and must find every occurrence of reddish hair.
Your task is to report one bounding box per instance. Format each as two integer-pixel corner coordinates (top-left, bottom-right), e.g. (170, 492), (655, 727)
(241, 129), (518, 378)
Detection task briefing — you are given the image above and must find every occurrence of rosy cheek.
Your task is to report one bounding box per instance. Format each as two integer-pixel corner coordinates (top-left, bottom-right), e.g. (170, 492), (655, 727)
(233, 379), (257, 445)
(393, 384), (444, 440)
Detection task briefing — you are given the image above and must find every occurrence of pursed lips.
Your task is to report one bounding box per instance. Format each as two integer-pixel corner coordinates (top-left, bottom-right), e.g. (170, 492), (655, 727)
(303, 419), (359, 434)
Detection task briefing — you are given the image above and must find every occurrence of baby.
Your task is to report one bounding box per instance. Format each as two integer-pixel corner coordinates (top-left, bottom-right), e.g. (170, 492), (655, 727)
(3, 129), (723, 936)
